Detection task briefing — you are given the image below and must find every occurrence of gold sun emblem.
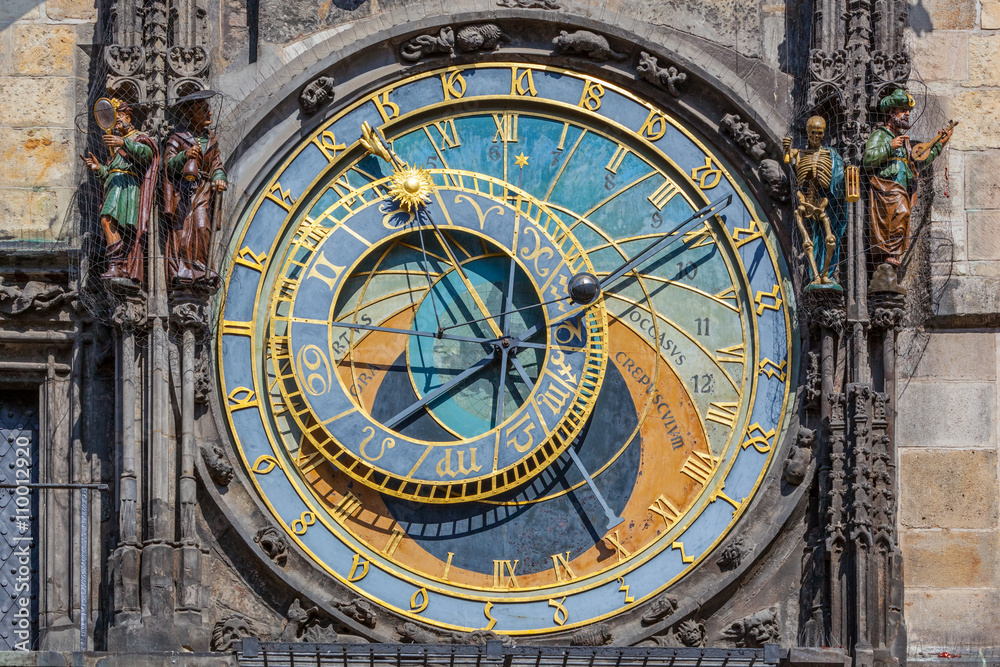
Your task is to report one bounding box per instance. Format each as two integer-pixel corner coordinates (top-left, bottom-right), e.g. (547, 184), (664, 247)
(388, 167), (435, 212)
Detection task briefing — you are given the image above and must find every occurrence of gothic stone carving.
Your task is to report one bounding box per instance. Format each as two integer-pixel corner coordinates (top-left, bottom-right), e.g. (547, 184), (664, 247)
(497, 0), (560, 8)
(636, 52), (687, 97)
(641, 593), (678, 625)
(552, 30), (625, 61)
(720, 113), (768, 162)
(280, 598), (339, 642)
(570, 623), (612, 645)
(105, 45), (145, 77)
(758, 159), (790, 202)
(870, 51), (911, 106)
(721, 607), (781, 647)
(399, 622), (514, 645)
(0, 279), (77, 316)
(784, 426), (815, 485)
(869, 291), (906, 330)
(717, 536), (752, 571)
(674, 619), (707, 647)
(201, 442), (234, 486)
(804, 350), (821, 411)
(807, 49), (849, 108)
(254, 526), (288, 566)
(335, 598), (377, 628)
(167, 45), (209, 78)
(400, 24), (509, 62)
(211, 614), (256, 652)
(300, 75), (336, 114)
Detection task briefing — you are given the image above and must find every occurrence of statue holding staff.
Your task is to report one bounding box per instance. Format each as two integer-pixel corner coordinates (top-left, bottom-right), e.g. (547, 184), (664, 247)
(164, 90), (228, 287)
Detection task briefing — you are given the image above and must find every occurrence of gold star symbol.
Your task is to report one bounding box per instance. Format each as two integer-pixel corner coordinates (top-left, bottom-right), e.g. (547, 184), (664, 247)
(514, 152), (530, 169)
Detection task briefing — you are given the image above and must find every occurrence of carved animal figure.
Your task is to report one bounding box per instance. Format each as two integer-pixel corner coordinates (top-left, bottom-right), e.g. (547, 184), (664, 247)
(570, 623), (612, 646)
(400, 27), (455, 62)
(641, 593), (679, 625)
(636, 51), (687, 96)
(759, 159), (790, 201)
(455, 24), (510, 53)
(552, 30), (626, 61)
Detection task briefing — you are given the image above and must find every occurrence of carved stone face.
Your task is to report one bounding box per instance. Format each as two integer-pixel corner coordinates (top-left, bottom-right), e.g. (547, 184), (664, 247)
(212, 617), (253, 652)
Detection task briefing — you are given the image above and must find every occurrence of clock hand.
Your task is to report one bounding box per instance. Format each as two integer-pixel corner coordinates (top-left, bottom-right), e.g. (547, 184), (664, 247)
(384, 353), (496, 430)
(329, 320), (495, 346)
(509, 360), (624, 530)
(361, 121), (504, 339)
(511, 194), (733, 347)
(599, 193), (732, 288)
(493, 258), (518, 426)
(420, 206), (505, 339)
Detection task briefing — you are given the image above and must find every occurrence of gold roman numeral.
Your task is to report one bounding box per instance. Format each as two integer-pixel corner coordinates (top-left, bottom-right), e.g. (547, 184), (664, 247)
(550, 552), (577, 581)
(648, 180), (679, 210)
(493, 559), (520, 588)
(680, 451), (718, 485)
(492, 113), (519, 143)
(648, 495), (680, 529)
(706, 401), (739, 428)
(331, 492), (362, 522)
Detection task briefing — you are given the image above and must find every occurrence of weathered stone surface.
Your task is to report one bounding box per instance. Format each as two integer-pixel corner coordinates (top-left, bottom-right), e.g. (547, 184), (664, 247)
(968, 34), (1000, 87)
(905, 589), (1000, 647)
(896, 331), (996, 381)
(984, 0), (1000, 29)
(0, 128), (75, 187)
(896, 381), (995, 447)
(623, 0), (763, 58)
(899, 449), (999, 529)
(0, 76), (73, 127)
(947, 90), (1000, 151)
(901, 529), (1000, 588)
(0, 0), (41, 22)
(46, 0), (98, 21)
(964, 150), (1000, 209)
(909, 31), (967, 82)
(0, 187), (73, 242)
(909, 0), (977, 31)
(12, 24), (75, 76)
(967, 210), (1000, 261)
(933, 275), (1000, 317)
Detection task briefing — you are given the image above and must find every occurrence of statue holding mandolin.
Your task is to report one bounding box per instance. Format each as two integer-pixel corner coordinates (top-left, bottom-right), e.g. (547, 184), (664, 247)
(863, 88), (956, 270)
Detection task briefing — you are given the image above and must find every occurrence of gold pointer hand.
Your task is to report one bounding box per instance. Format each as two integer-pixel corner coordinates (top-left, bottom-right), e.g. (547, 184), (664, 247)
(360, 122), (504, 338)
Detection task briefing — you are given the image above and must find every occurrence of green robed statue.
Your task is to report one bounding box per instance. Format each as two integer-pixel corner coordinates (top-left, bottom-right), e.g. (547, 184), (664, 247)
(863, 89), (955, 268)
(81, 99), (159, 283)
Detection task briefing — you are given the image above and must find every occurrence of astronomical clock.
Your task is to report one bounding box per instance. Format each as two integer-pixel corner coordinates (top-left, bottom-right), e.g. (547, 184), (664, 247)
(217, 63), (795, 637)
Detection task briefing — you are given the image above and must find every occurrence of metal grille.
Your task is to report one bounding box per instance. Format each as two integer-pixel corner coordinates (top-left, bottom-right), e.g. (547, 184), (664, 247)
(237, 641), (781, 667)
(0, 392), (39, 651)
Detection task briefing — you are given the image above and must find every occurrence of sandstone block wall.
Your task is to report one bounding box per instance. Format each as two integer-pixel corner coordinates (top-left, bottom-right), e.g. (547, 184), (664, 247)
(0, 0), (94, 245)
(901, 0), (1000, 651)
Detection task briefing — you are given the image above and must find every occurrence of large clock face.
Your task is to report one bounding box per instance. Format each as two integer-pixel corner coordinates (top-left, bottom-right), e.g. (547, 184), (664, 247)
(218, 63), (796, 635)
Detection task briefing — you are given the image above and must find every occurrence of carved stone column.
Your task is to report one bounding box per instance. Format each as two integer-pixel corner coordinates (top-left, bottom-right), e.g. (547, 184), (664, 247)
(107, 294), (146, 649)
(170, 290), (211, 649)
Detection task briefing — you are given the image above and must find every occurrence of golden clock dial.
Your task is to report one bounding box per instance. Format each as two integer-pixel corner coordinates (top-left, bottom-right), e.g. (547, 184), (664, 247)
(218, 63), (795, 635)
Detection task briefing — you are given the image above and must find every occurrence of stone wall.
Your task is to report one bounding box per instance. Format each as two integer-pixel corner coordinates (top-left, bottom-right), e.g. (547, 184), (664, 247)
(0, 0), (94, 245)
(900, 0), (1000, 652)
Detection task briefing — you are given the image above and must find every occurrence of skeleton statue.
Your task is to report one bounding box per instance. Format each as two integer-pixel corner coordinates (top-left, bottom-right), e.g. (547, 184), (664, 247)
(782, 116), (846, 288)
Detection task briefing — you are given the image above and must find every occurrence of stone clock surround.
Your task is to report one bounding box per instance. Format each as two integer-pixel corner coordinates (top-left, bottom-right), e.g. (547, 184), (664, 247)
(195, 8), (810, 645)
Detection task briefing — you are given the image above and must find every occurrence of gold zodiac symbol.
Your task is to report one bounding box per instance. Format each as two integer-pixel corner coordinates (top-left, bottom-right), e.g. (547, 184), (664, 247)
(520, 226), (553, 277)
(252, 455), (279, 475)
(454, 194), (504, 230)
(291, 511), (316, 535)
(359, 425), (396, 461)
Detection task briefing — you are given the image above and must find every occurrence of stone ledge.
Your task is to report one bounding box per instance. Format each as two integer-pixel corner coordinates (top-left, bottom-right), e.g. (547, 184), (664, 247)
(0, 653), (236, 667)
(929, 275), (1000, 327)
